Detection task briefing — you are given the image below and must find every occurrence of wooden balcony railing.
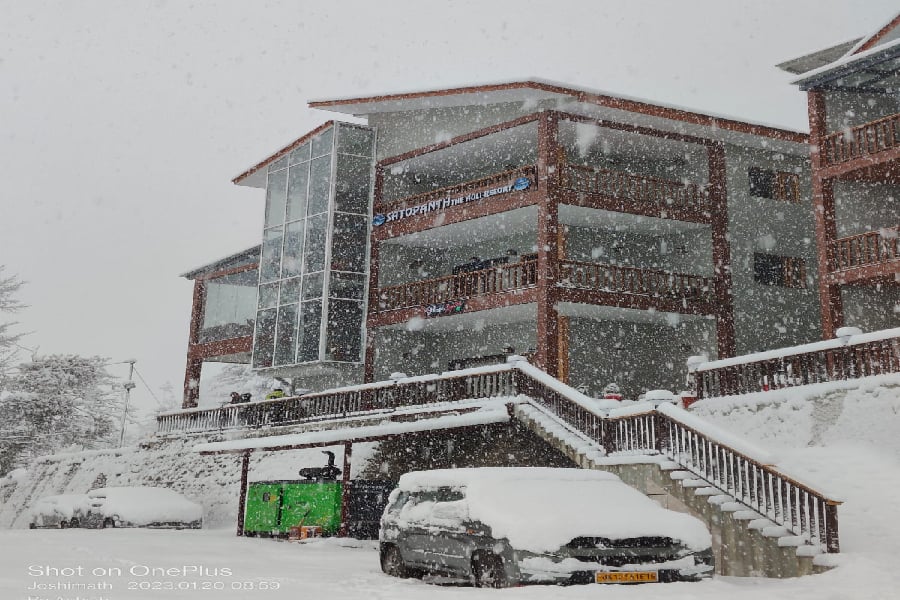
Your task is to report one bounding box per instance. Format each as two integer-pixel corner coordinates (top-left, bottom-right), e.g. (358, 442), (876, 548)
(562, 164), (711, 214)
(831, 227), (899, 271)
(377, 165), (537, 210)
(376, 259), (538, 312)
(558, 260), (714, 302)
(157, 367), (519, 435)
(820, 112), (900, 166)
(695, 328), (900, 399)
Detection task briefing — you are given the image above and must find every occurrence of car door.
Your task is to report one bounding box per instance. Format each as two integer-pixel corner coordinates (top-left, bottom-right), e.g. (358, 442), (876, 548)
(420, 488), (472, 574)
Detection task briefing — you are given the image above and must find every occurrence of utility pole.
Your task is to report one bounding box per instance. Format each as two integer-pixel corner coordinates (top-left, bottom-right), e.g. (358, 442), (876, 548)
(119, 360), (136, 447)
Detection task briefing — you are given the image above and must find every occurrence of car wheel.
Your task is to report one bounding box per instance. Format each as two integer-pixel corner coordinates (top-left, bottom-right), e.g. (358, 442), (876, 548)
(380, 545), (410, 578)
(473, 554), (507, 588)
(102, 518), (115, 529)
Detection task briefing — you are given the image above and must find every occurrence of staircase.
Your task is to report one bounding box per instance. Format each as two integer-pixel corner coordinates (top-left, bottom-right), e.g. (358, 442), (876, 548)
(157, 359), (842, 577)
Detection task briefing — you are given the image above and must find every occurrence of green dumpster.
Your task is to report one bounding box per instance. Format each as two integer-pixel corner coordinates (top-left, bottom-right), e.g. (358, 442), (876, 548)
(243, 480), (342, 537)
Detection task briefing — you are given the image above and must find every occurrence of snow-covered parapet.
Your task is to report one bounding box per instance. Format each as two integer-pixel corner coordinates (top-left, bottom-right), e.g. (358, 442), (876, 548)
(697, 327), (900, 372)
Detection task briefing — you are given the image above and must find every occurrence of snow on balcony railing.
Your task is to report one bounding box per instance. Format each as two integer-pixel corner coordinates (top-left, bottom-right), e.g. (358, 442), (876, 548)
(820, 112), (900, 166)
(831, 227), (899, 271)
(694, 327), (900, 399)
(561, 164), (711, 214)
(558, 260), (714, 303)
(376, 259), (537, 312)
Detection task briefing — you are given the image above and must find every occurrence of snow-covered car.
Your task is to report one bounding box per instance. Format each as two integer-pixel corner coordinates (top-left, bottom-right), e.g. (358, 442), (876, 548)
(379, 468), (713, 587)
(28, 494), (92, 528)
(82, 486), (203, 529)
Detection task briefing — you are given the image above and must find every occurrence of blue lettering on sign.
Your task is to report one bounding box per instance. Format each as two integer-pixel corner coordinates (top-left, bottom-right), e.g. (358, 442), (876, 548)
(513, 177), (531, 191)
(372, 213), (386, 226)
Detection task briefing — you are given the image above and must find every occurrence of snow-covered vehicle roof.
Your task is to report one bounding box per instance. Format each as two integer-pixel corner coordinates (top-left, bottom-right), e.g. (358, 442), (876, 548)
(29, 494), (91, 520)
(87, 487), (202, 527)
(396, 468), (711, 553)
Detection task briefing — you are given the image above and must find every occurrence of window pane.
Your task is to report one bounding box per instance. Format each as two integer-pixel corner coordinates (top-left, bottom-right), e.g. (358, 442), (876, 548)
(303, 271), (324, 300)
(289, 142), (310, 165)
(337, 125), (374, 157)
(298, 300), (322, 362)
(252, 308), (277, 368)
(268, 156), (288, 172)
(274, 304), (298, 366)
(303, 213), (327, 273)
(264, 169), (288, 228)
(329, 272), (365, 300)
(749, 167), (775, 199)
(326, 299), (362, 362)
(308, 155), (331, 215)
(279, 277), (302, 305)
(311, 128), (334, 158)
(260, 227), (283, 283)
(200, 271), (258, 343)
(286, 164), (309, 221)
(334, 154), (372, 214)
(257, 282), (279, 309)
(331, 213), (367, 272)
(281, 220), (305, 278)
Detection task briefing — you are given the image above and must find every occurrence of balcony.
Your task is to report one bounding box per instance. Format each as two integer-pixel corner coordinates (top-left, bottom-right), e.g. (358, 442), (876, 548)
(558, 260), (714, 303)
(820, 112), (900, 168)
(831, 227), (899, 275)
(377, 258), (538, 312)
(561, 164), (711, 219)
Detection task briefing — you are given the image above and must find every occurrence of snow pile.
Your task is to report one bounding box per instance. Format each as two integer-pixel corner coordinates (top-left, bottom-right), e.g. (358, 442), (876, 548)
(692, 373), (900, 455)
(397, 468), (711, 552)
(87, 486), (202, 526)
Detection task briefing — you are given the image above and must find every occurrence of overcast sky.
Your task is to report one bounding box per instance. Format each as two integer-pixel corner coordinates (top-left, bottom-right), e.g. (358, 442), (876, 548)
(1, 1), (897, 421)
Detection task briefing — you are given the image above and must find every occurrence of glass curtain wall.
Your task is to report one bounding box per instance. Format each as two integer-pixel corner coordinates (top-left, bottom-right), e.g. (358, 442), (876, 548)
(252, 123), (374, 369)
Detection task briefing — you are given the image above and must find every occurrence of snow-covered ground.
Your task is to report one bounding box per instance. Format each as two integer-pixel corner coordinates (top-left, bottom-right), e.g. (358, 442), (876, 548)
(3, 376), (899, 599)
(2, 444), (899, 599)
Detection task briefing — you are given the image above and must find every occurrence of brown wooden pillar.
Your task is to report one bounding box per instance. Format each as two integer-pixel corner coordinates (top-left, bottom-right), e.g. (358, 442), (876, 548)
(536, 112), (561, 376)
(339, 442), (352, 537)
(182, 279), (207, 408)
(708, 143), (736, 358)
(809, 90), (843, 338)
(236, 450), (251, 537)
(364, 179), (382, 383)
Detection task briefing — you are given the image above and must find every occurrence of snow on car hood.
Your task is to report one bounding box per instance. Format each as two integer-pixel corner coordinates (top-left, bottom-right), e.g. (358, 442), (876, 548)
(398, 468), (711, 553)
(87, 487), (202, 525)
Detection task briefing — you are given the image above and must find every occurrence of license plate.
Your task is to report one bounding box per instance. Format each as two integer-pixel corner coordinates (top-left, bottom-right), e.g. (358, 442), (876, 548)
(595, 571), (659, 584)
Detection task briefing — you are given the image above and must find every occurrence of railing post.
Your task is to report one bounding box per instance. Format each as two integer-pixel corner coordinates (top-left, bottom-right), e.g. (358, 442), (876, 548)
(825, 501), (840, 553)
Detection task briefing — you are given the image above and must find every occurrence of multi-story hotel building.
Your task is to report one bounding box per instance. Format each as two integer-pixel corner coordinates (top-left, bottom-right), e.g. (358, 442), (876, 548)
(780, 13), (899, 339)
(180, 80), (823, 407)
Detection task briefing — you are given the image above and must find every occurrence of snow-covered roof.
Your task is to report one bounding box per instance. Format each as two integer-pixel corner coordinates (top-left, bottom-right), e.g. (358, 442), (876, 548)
(789, 11), (900, 90)
(180, 245), (260, 280)
(309, 79), (807, 146)
(192, 399), (514, 454)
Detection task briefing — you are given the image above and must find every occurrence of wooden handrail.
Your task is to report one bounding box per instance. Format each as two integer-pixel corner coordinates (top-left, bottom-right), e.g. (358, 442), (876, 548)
(562, 164), (711, 213)
(820, 112), (900, 166)
(830, 227), (899, 271)
(559, 259), (714, 301)
(376, 165), (537, 209)
(158, 362), (841, 553)
(376, 259), (538, 312)
(695, 333), (900, 400)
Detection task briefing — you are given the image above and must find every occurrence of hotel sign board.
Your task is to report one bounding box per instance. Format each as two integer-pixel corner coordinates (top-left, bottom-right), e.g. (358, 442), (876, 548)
(373, 177), (531, 226)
